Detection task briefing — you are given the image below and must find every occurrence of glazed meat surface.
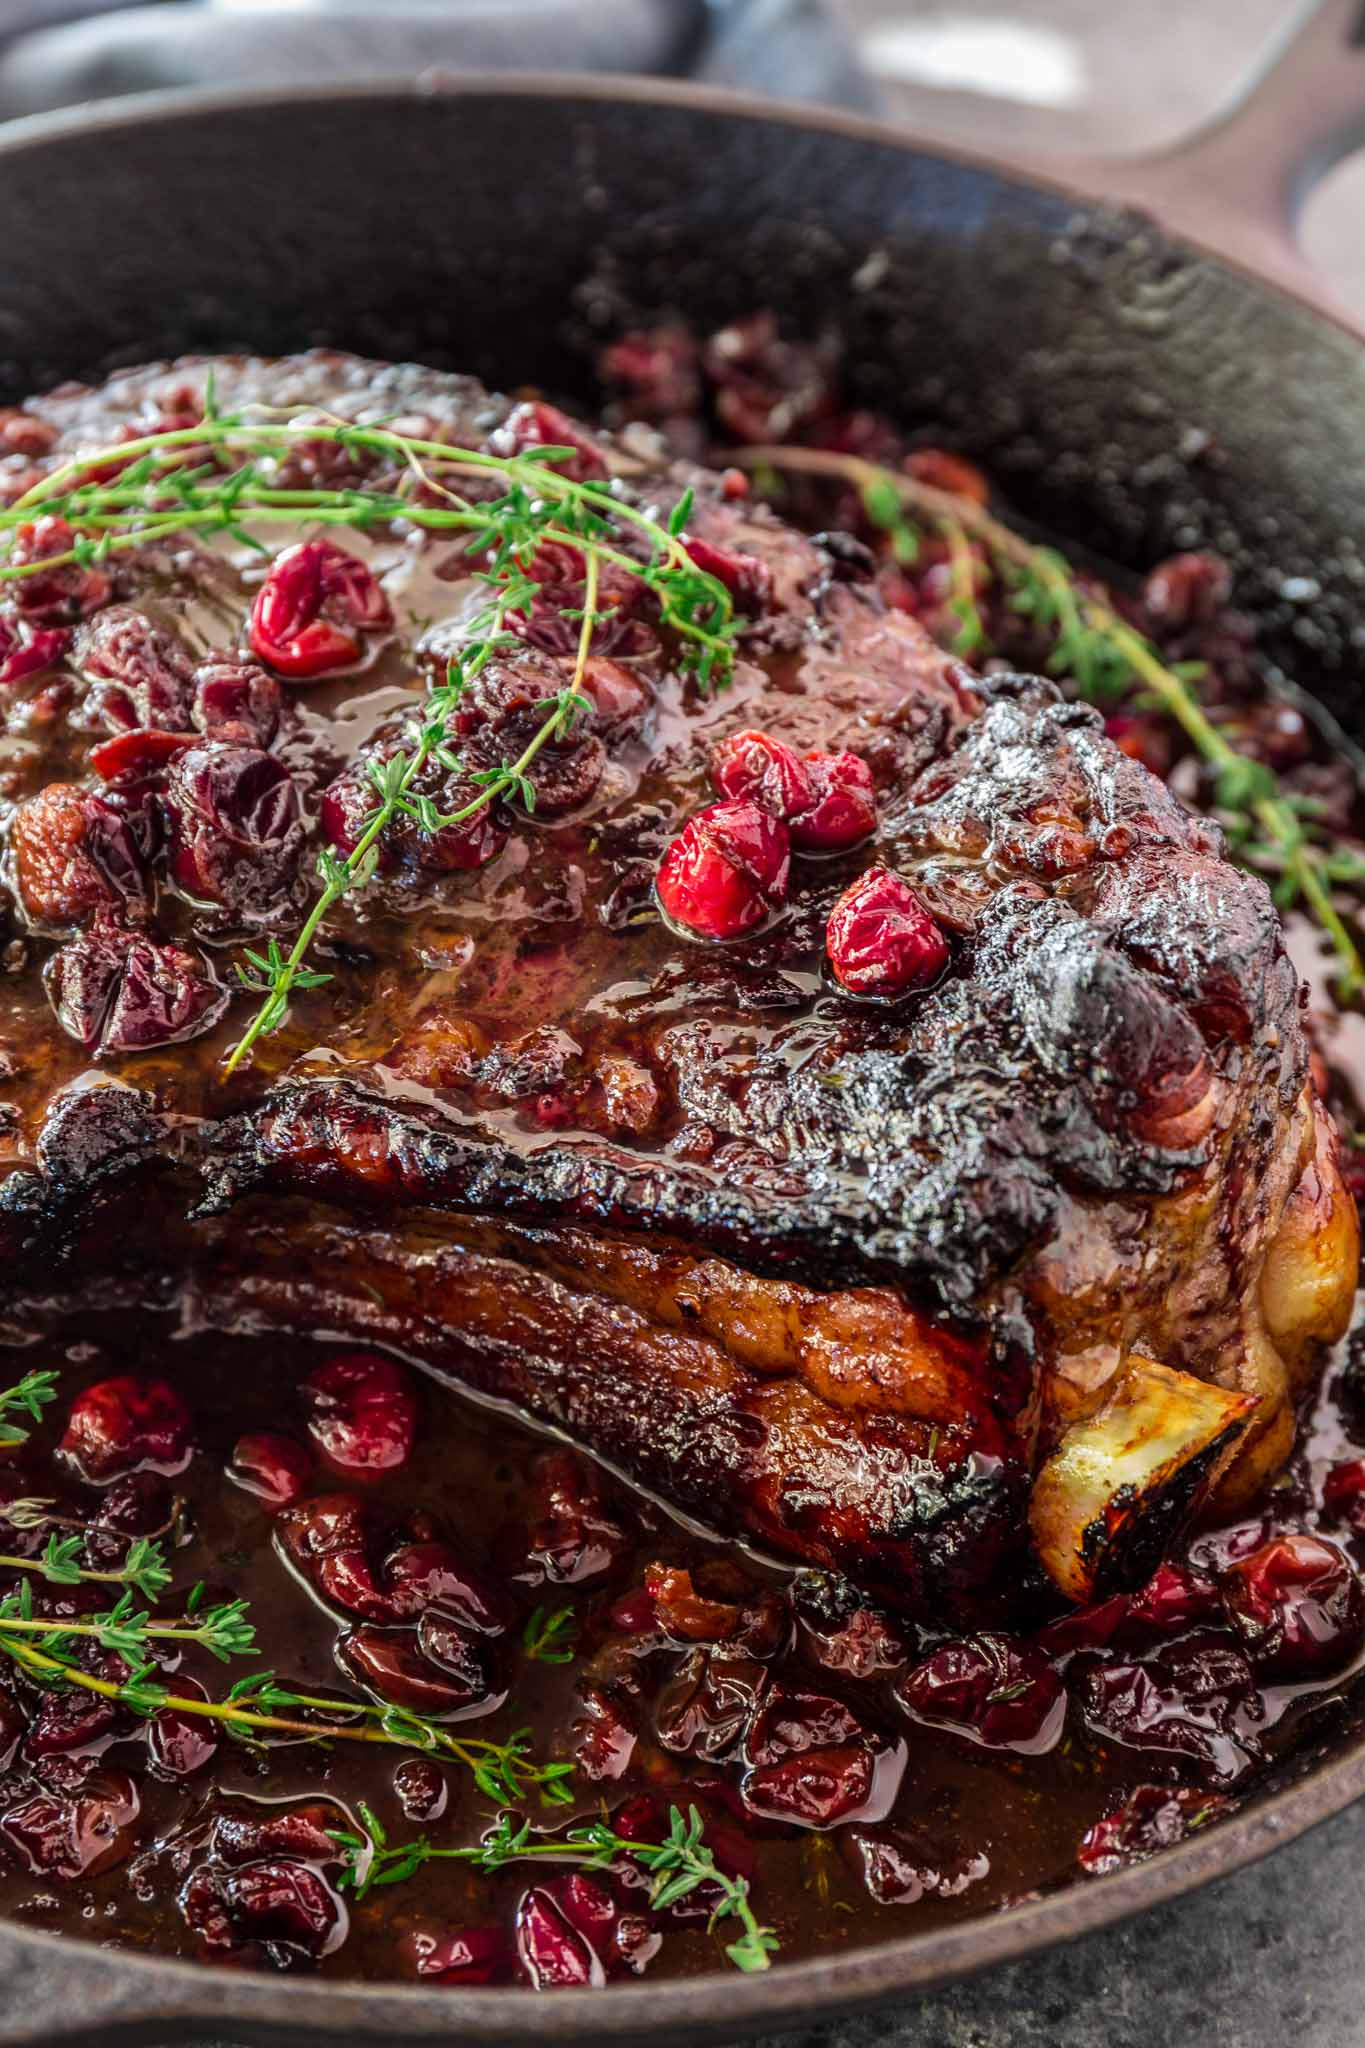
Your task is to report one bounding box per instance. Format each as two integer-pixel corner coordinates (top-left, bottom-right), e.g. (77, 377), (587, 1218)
(0, 352), (1355, 1616)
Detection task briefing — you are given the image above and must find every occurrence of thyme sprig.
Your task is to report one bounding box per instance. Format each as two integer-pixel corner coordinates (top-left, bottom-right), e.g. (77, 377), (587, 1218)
(0, 1580), (252, 1661)
(0, 1528), (171, 1601)
(733, 443), (1365, 1002)
(0, 1369), (59, 1449)
(521, 1603), (578, 1665)
(332, 1800), (779, 1973)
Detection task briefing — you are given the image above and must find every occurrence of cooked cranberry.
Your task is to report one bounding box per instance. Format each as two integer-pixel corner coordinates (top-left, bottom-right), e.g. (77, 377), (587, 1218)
(571, 1685), (639, 1781)
(220, 1858), (342, 1958)
(1222, 1534), (1365, 1679)
(711, 729), (815, 819)
(826, 867), (949, 998)
(791, 1573), (907, 1679)
(91, 1472), (173, 1536)
(148, 1678), (219, 1779)
(59, 1375), (192, 1481)
(1143, 551), (1232, 629)
(842, 1822), (991, 1905)
(1078, 1783), (1231, 1875)
(211, 1802), (340, 1867)
(339, 1624), (498, 1719)
(896, 1634), (1065, 1753)
(1323, 1459), (1365, 1533)
(656, 799), (790, 941)
(404, 1922), (515, 1985)
(645, 1562), (739, 1643)
(743, 1744), (876, 1828)
(382, 1541), (506, 1633)
(416, 1610), (506, 1710)
(746, 1684), (870, 1764)
(302, 1353), (417, 1475)
(0, 408), (55, 458)
(9, 784), (148, 927)
(0, 612), (68, 686)
(682, 534), (772, 614)
(24, 1682), (120, 1761)
(655, 1647), (768, 1759)
(1105, 713), (1173, 780)
(229, 1432), (313, 1508)
(1078, 1649), (1258, 1782)
(163, 742), (302, 911)
(490, 400), (609, 483)
(0, 1691), (28, 1770)
(523, 1451), (634, 1588)
(515, 1883), (600, 1988)
(0, 1769), (138, 1879)
(191, 659), (282, 746)
(613, 1793), (755, 1918)
(789, 750), (877, 853)
(75, 606), (193, 730)
(9, 516), (111, 624)
(598, 326), (701, 427)
(702, 312), (838, 446)
(249, 538), (391, 680)
(1125, 1563), (1223, 1637)
(88, 728), (195, 784)
(46, 919), (226, 1053)
(320, 744), (508, 876)
(277, 1496), (390, 1621)
(393, 1757), (447, 1822)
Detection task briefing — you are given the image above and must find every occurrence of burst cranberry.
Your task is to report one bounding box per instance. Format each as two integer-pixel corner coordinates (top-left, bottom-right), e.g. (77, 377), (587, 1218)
(249, 538), (391, 680)
(191, 659), (282, 746)
(405, 1923), (515, 1985)
(656, 799), (789, 941)
(211, 1802), (340, 1867)
(0, 612), (67, 686)
(163, 742), (302, 911)
(1143, 551), (1232, 629)
(826, 867), (949, 997)
(383, 1541), (506, 1633)
(275, 1493), (391, 1618)
(1126, 1563), (1223, 1636)
(148, 1678), (219, 1779)
(842, 1822), (991, 1905)
(490, 400), (609, 483)
(523, 1451), (633, 1587)
(711, 729), (815, 819)
(24, 1681), (121, 1761)
(682, 534), (772, 614)
(75, 605), (193, 730)
(0, 1769), (139, 1879)
(10, 783), (146, 926)
(302, 1353), (417, 1475)
(896, 1634), (1065, 1754)
(515, 1884), (599, 1988)
(1323, 1459), (1365, 1533)
(339, 1624), (499, 1720)
(229, 1431), (313, 1508)
(791, 751), (877, 853)
(393, 1757), (447, 1822)
(791, 1573), (908, 1680)
(88, 728), (195, 783)
(59, 1375), (192, 1481)
(655, 1648), (768, 1760)
(1078, 1783), (1230, 1875)
(1078, 1650), (1257, 1782)
(743, 1745), (877, 1828)
(645, 1563), (740, 1643)
(572, 1685), (639, 1781)
(46, 918), (226, 1053)
(1222, 1534), (1365, 1679)
(320, 745), (508, 876)
(220, 1859), (342, 1958)
(9, 516), (111, 623)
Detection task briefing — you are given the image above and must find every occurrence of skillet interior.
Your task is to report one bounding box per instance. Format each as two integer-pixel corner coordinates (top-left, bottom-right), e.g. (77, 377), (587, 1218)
(0, 73), (1362, 2048)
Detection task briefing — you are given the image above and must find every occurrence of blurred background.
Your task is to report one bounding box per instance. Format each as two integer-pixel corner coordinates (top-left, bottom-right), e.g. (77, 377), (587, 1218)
(0, 0), (1361, 316)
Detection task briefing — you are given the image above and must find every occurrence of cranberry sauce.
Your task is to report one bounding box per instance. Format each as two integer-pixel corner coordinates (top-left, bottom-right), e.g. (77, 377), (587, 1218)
(0, 1312), (1357, 1985)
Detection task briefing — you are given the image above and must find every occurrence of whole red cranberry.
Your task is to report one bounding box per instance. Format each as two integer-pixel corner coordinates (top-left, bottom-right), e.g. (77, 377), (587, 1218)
(1078, 1783), (1230, 1876)
(1221, 1533), (1365, 1679)
(489, 400), (609, 484)
(572, 1684), (639, 1782)
(301, 1353), (417, 1475)
(656, 799), (790, 941)
(1077, 1649), (1257, 1782)
(0, 612), (68, 687)
(896, 1633), (1065, 1753)
(59, 1375), (193, 1482)
(826, 866), (949, 998)
(790, 750), (877, 853)
(249, 538), (391, 680)
(712, 729), (815, 819)
(1323, 1459), (1365, 1533)
(229, 1432), (313, 1509)
(276, 1492), (390, 1619)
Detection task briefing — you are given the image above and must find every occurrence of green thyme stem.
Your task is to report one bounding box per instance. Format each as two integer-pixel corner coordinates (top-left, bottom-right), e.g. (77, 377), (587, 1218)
(731, 442), (1365, 1002)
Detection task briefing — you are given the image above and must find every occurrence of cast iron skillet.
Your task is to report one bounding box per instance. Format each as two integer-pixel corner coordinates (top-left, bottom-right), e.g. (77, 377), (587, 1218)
(1, 3), (1365, 2041)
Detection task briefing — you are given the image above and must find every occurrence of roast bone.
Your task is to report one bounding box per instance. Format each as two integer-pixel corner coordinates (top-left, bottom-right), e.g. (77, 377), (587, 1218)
(0, 351), (1356, 1618)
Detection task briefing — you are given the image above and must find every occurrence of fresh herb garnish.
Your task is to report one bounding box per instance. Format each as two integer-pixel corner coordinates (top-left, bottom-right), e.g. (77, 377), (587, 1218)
(521, 1603), (579, 1665)
(332, 1800), (779, 1973)
(0, 1368), (59, 1449)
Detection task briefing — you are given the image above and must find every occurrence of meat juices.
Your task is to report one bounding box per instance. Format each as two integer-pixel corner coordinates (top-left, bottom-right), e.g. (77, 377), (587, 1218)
(0, 348), (1356, 1981)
